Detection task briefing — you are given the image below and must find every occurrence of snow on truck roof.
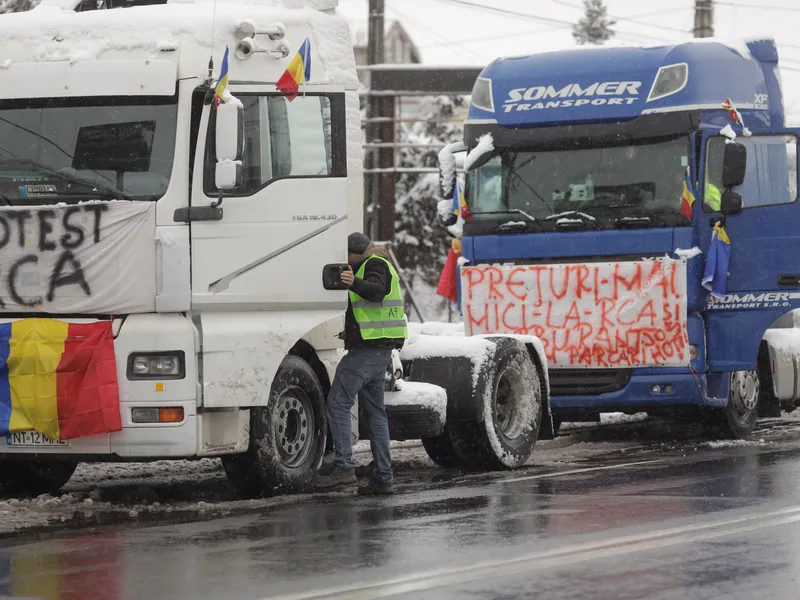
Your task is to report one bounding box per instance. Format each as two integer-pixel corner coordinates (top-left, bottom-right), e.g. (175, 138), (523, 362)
(0, 0), (358, 98)
(469, 37), (783, 130)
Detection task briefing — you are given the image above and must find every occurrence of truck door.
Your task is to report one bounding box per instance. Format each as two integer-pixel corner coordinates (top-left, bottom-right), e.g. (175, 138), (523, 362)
(186, 86), (349, 407)
(697, 130), (800, 370)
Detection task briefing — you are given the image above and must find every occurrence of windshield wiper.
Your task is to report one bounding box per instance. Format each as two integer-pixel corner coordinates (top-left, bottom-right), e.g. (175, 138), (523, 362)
(470, 209), (541, 233)
(608, 204), (668, 227)
(59, 182), (133, 200)
(544, 211), (599, 230)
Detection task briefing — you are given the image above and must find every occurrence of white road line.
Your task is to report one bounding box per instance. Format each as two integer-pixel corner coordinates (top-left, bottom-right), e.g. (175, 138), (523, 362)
(264, 505), (800, 600)
(499, 459), (663, 483)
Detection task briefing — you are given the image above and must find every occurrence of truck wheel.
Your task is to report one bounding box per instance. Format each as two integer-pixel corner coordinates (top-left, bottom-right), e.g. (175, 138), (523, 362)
(422, 427), (464, 468)
(704, 370), (760, 439)
(449, 338), (542, 469)
(222, 355), (326, 498)
(0, 459), (77, 496)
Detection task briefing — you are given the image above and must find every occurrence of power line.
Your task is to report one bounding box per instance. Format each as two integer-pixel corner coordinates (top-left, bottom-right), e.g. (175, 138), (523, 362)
(386, 2), (486, 62)
(417, 27), (555, 50)
(545, 0), (692, 34)
(716, 1), (800, 11)
(428, 0), (577, 27)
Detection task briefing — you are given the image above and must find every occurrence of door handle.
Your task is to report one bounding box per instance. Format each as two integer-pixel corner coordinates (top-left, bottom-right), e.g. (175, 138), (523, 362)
(777, 274), (800, 288)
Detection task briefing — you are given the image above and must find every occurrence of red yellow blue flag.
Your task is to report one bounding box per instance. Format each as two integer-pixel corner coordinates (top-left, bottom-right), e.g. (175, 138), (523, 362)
(276, 38), (312, 102)
(0, 320), (121, 441)
(680, 166), (696, 221)
(214, 47), (230, 106)
(451, 180), (471, 221)
(702, 222), (731, 300)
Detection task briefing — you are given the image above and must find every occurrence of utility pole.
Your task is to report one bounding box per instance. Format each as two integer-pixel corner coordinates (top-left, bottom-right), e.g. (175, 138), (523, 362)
(365, 0), (385, 240)
(693, 0), (714, 38)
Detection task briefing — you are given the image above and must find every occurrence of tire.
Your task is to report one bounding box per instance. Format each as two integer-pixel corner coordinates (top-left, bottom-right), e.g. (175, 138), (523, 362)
(703, 370), (760, 439)
(0, 459), (78, 496)
(449, 338), (543, 469)
(222, 355), (327, 498)
(422, 427), (464, 468)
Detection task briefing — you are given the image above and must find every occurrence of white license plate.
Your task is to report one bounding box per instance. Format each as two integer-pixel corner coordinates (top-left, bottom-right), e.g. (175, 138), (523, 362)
(6, 431), (68, 447)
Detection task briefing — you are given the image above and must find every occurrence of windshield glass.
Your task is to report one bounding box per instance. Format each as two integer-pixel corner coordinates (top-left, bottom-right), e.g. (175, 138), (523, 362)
(466, 136), (691, 231)
(0, 96), (177, 206)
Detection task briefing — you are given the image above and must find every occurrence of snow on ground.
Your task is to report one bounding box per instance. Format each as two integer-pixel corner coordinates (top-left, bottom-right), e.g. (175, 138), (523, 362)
(7, 412), (800, 537)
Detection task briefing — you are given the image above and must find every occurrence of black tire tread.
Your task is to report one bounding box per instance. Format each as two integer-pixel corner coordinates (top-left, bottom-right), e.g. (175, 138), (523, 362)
(222, 355), (326, 498)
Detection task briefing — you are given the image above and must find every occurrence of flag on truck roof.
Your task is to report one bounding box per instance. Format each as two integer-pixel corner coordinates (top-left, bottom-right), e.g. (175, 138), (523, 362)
(702, 222), (731, 300)
(215, 47), (230, 106)
(680, 167), (696, 221)
(0, 320), (121, 441)
(276, 38), (312, 101)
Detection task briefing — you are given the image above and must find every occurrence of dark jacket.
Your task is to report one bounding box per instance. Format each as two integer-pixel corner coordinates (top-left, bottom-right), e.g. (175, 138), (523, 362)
(344, 247), (405, 350)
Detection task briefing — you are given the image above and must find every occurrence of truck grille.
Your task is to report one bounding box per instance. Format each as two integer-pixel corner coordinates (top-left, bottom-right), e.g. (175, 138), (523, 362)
(548, 369), (632, 396)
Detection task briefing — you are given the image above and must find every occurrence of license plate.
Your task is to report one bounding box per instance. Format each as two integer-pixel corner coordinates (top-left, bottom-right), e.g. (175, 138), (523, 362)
(6, 431), (67, 446)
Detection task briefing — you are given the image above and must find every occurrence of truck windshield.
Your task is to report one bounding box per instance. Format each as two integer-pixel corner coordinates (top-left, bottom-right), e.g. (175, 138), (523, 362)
(0, 95), (177, 205)
(466, 136), (691, 231)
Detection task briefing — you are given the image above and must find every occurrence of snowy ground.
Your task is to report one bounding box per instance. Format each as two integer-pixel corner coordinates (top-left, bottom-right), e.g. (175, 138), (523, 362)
(5, 411), (800, 538)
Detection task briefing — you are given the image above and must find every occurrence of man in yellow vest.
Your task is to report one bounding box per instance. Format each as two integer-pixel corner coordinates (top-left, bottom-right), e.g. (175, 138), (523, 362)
(313, 232), (408, 495)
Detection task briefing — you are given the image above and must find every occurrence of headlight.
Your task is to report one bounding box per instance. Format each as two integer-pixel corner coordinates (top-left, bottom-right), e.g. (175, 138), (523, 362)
(127, 352), (185, 380)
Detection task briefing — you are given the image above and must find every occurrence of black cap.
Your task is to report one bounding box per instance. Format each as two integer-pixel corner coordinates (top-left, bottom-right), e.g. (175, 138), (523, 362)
(348, 232), (371, 255)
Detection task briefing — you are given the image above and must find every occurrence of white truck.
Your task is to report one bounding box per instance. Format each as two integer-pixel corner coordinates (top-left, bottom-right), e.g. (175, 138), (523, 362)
(0, 0), (553, 496)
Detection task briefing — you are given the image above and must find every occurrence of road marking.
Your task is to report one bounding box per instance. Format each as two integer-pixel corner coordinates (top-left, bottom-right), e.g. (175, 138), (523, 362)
(264, 504), (800, 600)
(499, 459), (663, 483)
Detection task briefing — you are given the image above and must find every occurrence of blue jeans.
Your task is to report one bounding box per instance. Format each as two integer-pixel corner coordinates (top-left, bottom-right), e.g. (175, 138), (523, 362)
(327, 347), (393, 484)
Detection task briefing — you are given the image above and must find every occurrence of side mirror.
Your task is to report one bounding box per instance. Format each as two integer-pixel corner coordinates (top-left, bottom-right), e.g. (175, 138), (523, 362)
(720, 190), (743, 215)
(438, 141), (466, 199)
(438, 211), (458, 228)
(722, 142), (746, 188)
(215, 160), (242, 190)
(215, 101), (244, 190)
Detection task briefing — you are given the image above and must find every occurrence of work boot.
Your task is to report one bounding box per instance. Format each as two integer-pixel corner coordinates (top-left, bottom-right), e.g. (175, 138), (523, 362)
(355, 460), (376, 479)
(357, 478), (395, 496)
(313, 465), (356, 492)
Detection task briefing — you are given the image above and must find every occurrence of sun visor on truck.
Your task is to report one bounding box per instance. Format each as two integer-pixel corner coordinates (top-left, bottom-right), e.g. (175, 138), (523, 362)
(73, 121), (155, 174)
(469, 40), (775, 129)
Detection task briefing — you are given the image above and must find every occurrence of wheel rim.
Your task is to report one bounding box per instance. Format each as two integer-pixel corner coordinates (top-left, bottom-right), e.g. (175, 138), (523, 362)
(730, 370), (759, 416)
(495, 366), (527, 443)
(272, 388), (315, 468)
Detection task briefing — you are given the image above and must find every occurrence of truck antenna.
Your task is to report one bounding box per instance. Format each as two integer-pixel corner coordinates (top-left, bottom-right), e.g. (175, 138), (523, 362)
(208, 0), (220, 83)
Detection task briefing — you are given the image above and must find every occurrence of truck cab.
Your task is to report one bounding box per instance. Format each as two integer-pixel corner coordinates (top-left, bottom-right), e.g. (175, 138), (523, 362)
(0, 0), (364, 494)
(0, 0), (552, 496)
(441, 38), (800, 438)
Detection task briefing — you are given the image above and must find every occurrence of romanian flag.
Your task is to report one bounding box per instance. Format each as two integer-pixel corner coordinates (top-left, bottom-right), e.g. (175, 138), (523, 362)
(702, 222), (731, 300)
(451, 179), (471, 221)
(276, 38), (312, 101)
(0, 320), (121, 441)
(680, 166), (696, 221)
(436, 238), (462, 304)
(214, 47), (230, 106)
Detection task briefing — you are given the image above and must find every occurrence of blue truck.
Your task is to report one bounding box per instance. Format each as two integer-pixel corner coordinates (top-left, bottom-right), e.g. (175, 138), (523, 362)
(438, 37), (800, 438)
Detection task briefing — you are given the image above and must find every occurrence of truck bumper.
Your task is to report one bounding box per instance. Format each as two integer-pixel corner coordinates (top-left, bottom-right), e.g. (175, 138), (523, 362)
(549, 371), (726, 412)
(0, 404), (249, 459)
(0, 314), (249, 460)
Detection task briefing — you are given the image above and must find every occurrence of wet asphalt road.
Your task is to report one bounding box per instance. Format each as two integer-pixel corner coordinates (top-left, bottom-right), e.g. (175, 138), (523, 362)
(4, 433), (800, 599)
